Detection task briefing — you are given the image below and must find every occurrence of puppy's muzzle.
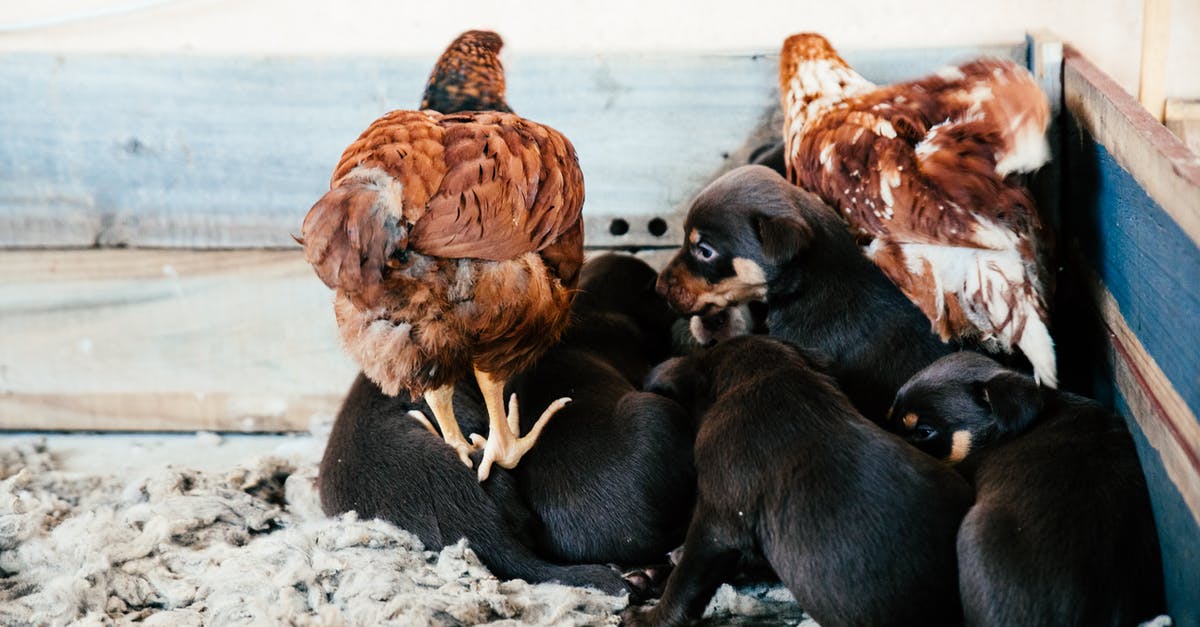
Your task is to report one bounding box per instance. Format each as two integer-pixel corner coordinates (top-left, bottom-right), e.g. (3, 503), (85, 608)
(656, 256), (704, 314)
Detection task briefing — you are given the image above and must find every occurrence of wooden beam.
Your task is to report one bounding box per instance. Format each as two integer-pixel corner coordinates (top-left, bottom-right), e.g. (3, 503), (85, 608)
(1137, 0), (1172, 121)
(1064, 46), (1200, 250)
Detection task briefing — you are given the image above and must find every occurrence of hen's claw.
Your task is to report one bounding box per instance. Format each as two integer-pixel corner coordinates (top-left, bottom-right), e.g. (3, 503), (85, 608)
(473, 394), (571, 481)
(407, 409), (477, 467)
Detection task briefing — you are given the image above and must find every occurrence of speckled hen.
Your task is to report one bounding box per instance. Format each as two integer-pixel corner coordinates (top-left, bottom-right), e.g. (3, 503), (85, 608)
(300, 32), (584, 481)
(780, 33), (1057, 387)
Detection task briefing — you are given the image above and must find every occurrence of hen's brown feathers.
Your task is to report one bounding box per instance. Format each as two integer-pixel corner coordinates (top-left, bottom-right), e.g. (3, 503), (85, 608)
(420, 30), (512, 114)
(304, 110), (584, 310)
(780, 33), (1057, 386)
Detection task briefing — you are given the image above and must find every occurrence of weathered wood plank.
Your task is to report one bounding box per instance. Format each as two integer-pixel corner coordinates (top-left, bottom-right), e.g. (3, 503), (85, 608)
(0, 45), (1023, 251)
(0, 248), (678, 432)
(1092, 278), (1200, 524)
(0, 393), (340, 432)
(1060, 47), (1200, 624)
(1064, 46), (1200, 249)
(0, 249), (359, 430)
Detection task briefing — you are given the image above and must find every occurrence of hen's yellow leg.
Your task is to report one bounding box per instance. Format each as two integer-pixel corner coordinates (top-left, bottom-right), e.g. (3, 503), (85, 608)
(470, 368), (570, 482)
(423, 385), (477, 468)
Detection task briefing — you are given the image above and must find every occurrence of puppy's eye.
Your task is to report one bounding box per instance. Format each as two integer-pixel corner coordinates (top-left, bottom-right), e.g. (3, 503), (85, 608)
(692, 241), (718, 262)
(910, 424), (938, 442)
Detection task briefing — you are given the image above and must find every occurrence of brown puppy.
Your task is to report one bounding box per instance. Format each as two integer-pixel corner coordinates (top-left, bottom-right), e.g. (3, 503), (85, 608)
(625, 335), (972, 627)
(890, 352), (1165, 627)
(656, 165), (952, 423)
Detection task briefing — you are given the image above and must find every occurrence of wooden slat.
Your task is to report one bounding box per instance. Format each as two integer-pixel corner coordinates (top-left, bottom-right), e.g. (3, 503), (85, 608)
(1137, 0), (1172, 121)
(0, 45), (1024, 251)
(1165, 98), (1200, 155)
(0, 393), (340, 432)
(1093, 278), (1200, 525)
(0, 248), (677, 432)
(1064, 46), (1200, 249)
(0, 249), (359, 431)
(1027, 31), (1064, 229)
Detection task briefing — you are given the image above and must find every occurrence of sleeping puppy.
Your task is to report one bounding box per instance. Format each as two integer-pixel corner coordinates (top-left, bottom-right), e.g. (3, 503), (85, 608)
(319, 254), (693, 594)
(624, 335), (972, 627)
(890, 352), (1165, 626)
(505, 253), (696, 566)
(656, 165), (952, 423)
(318, 375), (629, 593)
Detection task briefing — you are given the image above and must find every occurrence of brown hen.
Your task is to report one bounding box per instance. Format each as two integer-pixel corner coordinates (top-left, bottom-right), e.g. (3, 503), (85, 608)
(779, 33), (1057, 387)
(300, 34), (584, 481)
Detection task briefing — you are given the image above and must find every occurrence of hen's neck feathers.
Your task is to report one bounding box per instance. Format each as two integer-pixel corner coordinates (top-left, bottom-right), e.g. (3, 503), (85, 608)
(420, 30), (512, 114)
(780, 35), (875, 136)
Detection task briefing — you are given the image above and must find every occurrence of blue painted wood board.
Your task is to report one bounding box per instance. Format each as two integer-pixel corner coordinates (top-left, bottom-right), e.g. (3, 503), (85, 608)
(1118, 391), (1200, 627)
(1061, 110), (1200, 626)
(1062, 117), (1200, 418)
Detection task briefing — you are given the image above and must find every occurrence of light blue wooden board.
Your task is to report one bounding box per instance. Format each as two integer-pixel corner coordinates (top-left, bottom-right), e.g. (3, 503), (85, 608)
(0, 44), (1023, 249)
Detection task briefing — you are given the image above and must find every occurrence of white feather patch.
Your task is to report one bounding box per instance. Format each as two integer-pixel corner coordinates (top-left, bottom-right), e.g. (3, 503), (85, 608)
(936, 66), (967, 81)
(995, 122), (1051, 176)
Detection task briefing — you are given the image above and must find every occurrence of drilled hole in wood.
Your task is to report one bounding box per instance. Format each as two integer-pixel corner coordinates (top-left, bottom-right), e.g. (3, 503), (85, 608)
(648, 218), (668, 237)
(609, 218), (629, 236)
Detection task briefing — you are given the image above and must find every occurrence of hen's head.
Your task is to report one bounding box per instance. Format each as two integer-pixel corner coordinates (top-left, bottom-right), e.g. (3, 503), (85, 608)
(779, 33), (875, 136)
(420, 29), (512, 114)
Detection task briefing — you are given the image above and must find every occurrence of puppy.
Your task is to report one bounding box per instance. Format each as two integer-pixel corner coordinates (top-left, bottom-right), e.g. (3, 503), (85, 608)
(890, 352), (1165, 626)
(505, 253), (696, 566)
(319, 254), (693, 593)
(318, 375), (628, 593)
(656, 165), (952, 423)
(625, 335), (972, 627)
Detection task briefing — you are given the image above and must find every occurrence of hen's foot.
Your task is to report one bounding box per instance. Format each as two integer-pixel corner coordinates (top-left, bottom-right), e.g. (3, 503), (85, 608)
(407, 410), (477, 467)
(470, 394), (570, 481)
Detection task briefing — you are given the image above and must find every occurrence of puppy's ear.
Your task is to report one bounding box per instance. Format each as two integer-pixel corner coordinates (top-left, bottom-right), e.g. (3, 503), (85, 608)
(754, 214), (812, 265)
(980, 371), (1043, 434)
(645, 357), (704, 407)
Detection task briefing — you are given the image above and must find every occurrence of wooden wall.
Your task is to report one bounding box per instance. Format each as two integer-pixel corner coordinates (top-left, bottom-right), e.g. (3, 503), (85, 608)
(1058, 46), (1200, 627)
(0, 43), (1023, 432)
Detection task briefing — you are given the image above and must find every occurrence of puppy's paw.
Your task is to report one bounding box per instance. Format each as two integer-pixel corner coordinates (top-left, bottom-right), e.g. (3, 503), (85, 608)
(620, 605), (656, 627)
(622, 563), (673, 601)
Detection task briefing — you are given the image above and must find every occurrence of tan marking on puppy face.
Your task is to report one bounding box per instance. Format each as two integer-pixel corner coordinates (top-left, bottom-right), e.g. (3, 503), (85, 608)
(902, 412), (918, 430)
(947, 430), (973, 464)
(691, 257), (769, 312)
(688, 229), (701, 245)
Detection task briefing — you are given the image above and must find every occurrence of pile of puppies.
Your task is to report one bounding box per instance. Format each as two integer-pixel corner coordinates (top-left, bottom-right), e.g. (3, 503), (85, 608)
(320, 165), (1164, 626)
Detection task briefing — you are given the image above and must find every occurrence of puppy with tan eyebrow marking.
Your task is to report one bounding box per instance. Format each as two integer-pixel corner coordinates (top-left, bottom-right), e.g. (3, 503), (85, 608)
(623, 335), (972, 627)
(890, 352), (1165, 627)
(656, 165), (953, 423)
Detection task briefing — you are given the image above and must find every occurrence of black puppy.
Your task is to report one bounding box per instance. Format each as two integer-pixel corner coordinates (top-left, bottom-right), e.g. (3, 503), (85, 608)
(656, 165), (952, 423)
(318, 375), (628, 592)
(319, 254), (693, 593)
(505, 254), (695, 566)
(625, 335), (972, 627)
(890, 352), (1165, 626)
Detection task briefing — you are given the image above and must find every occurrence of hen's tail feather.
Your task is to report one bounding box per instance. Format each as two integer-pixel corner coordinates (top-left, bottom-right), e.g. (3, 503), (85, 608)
(1017, 311), (1058, 389)
(301, 181), (406, 310)
(954, 60), (1051, 176)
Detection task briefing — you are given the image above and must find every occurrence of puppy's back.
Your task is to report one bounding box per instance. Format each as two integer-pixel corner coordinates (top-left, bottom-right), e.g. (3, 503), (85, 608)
(959, 397), (1164, 626)
(694, 339), (970, 626)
